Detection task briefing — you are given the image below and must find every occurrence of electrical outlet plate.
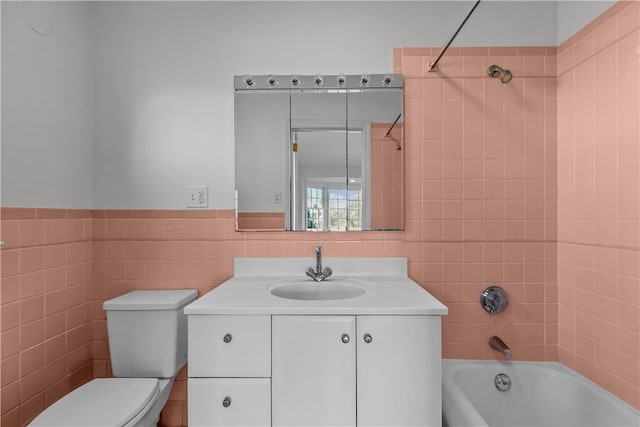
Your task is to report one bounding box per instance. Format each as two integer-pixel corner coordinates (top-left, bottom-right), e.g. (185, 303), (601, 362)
(187, 186), (209, 208)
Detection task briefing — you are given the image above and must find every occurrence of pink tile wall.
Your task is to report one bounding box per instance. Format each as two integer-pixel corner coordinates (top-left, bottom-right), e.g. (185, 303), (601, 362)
(556, 0), (640, 410)
(1, 208), (93, 426)
(236, 212), (285, 230)
(396, 45), (559, 361)
(371, 123), (404, 230)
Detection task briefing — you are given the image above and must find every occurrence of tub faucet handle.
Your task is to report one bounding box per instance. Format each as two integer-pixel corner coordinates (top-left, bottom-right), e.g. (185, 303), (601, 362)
(481, 286), (508, 315)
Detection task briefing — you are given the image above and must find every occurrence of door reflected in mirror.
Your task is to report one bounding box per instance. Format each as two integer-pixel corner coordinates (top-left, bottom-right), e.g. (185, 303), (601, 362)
(234, 74), (403, 231)
(293, 128), (365, 231)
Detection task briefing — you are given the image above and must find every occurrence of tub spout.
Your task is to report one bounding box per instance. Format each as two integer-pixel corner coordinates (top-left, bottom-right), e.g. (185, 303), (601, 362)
(489, 336), (512, 359)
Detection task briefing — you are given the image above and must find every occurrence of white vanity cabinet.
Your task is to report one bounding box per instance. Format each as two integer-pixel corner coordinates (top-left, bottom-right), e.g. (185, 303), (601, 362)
(271, 315), (442, 427)
(185, 257), (448, 427)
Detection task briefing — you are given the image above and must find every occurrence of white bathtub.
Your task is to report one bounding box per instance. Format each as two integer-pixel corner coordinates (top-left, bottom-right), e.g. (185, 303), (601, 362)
(442, 359), (640, 427)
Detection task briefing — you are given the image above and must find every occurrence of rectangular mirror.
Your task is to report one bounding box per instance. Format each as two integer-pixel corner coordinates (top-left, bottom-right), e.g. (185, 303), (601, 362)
(234, 74), (403, 231)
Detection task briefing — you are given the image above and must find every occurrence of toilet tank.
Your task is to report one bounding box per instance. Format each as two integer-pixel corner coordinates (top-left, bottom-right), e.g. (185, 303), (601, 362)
(103, 290), (197, 378)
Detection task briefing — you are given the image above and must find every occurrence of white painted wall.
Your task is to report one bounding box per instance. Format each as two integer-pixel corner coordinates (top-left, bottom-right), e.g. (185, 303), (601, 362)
(1, 1), (93, 208)
(557, 0), (615, 44)
(90, 0), (562, 209)
(1, 1), (614, 209)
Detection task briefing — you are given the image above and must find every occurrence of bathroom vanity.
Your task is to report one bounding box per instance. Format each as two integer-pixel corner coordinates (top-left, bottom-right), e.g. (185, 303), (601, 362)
(184, 258), (447, 427)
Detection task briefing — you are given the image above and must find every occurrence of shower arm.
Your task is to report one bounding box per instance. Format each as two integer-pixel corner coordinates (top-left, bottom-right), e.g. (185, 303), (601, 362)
(427, 0), (481, 72)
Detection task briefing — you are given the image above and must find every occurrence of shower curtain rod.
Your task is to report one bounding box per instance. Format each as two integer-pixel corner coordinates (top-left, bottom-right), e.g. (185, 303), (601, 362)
(385, 113), (402, 137)
(427, 0), (481, 72)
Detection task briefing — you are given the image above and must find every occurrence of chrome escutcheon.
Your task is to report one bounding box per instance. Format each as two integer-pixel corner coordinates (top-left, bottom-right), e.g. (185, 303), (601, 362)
(481, 286), (508, 315)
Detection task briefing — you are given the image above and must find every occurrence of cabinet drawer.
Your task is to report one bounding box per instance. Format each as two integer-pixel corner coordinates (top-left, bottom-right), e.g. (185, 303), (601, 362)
(188, 378), (270, 427)
(188, 315), (270, 377)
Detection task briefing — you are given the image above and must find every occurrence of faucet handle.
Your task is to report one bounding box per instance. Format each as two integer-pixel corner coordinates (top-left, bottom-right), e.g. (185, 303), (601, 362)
(480, 286), (508, 315)
(320, 267), (332, 281)
(306, 267), (318, 280)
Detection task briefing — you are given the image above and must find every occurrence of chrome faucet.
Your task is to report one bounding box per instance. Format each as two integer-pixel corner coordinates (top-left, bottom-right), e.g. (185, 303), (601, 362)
(305, 246), (333, 282)
(489, 336), (512, 359)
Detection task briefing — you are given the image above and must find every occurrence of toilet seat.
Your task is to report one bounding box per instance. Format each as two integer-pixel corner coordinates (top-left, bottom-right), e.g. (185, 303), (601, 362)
(29, 378), (159, 427)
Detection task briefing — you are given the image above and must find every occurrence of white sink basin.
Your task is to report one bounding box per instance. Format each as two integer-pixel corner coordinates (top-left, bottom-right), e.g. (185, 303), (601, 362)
(269, 279), (367, 301)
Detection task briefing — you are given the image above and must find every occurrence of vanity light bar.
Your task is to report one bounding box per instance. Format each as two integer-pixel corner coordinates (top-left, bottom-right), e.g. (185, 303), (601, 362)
(234, 74), (403, 90)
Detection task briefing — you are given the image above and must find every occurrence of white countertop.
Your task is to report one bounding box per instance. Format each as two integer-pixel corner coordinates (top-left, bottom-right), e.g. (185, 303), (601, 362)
(184, 258), (448, 316)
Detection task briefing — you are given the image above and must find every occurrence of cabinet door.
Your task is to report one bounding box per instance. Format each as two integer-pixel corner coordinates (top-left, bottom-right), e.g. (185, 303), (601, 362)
(272, 316), (356, 427)
(188, 378), (270, 427)
(357, 316), (442, 427)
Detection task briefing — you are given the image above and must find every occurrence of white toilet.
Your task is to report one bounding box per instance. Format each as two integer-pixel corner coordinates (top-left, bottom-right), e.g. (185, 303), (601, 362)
(30, 289), (197, 427)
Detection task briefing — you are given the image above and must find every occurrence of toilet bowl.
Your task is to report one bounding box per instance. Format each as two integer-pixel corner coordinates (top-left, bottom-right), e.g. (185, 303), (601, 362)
(29, 290), (197, 427)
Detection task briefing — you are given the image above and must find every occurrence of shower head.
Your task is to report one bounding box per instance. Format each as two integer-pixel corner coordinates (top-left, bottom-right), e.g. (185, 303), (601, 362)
(487, 64), (513, 83)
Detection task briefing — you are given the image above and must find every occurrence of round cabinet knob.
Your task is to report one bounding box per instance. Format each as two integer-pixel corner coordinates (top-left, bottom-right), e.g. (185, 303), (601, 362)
(223, 333), (232, 343)
(363, 334), (373, 344)
(341, 334), (350, 344)
(222, 396), (232, 408)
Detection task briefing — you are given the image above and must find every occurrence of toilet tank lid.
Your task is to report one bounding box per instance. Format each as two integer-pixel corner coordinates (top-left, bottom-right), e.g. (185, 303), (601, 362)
(103, 290), (198, 311)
